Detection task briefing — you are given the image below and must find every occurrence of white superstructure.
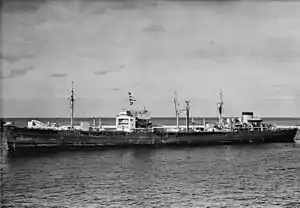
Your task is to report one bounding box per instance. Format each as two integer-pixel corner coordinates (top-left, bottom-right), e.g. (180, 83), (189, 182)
(116, 110), (136, 132)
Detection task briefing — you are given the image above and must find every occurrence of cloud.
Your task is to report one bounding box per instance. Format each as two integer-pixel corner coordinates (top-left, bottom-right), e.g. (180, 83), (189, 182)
(262, 37), (300, 63)
(1, 64), (35, 79)
(9, 65), (35, 78)
(111, 88), (120, 91)
(2, 0), (44, 14)
(94, 65), (125, 74)
(0, 53), (35, 63)
(187, 49), (215, 59)
(2, 0), (300, 117)
(185, 36), (300, 63)
(265, 96), (295, 100)
(51, 72), (67, 78)
(271, 84), (284, 88)
(94, 70), (109, 75)
(143, 24), (165, 32)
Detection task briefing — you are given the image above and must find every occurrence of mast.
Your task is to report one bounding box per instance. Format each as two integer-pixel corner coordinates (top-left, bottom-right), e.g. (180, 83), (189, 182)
(185, 101), (190, 131)
(173, 92), (180, 129)
(69, 81), (75, 129)
(93, 117), (96, 127)
(217, 90), (223, 125)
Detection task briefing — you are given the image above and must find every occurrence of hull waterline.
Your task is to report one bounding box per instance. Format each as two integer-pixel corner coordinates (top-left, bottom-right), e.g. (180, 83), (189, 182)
(4, 126), (298, 152)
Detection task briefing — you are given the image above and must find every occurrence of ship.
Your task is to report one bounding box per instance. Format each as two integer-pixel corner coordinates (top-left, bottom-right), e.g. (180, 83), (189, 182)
(3, 82), (298, 152)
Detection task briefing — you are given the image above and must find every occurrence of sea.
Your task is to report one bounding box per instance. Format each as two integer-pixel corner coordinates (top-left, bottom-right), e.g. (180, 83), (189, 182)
(1, 117), (300, 208)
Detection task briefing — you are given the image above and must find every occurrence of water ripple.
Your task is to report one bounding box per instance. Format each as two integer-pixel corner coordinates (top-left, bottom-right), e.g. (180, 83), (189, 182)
(1, 140), (300, 207)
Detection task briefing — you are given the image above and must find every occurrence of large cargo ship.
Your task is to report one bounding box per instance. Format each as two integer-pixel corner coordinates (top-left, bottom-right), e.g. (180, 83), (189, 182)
(3, 83), (298, 151)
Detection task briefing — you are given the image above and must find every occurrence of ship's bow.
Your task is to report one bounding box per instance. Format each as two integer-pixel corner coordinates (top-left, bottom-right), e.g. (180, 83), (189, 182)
(278, 128), (298, 143)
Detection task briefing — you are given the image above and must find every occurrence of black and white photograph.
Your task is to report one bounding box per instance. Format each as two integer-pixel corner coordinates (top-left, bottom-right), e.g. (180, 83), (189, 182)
(1, 0), (300, 207)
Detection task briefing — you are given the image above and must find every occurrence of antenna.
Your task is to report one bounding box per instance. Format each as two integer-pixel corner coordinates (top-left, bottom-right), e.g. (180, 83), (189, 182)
(69, 81), (75, 129)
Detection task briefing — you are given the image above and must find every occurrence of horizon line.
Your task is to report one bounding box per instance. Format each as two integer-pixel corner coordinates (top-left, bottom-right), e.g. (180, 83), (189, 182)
(2, 116), (300, 119)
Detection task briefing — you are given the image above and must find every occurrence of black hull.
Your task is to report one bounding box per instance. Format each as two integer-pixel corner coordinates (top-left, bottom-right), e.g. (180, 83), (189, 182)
(4, 126), (298, 152)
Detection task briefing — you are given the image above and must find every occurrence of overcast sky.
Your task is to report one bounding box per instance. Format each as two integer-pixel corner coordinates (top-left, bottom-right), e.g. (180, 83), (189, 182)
(1, 0), (300, 117)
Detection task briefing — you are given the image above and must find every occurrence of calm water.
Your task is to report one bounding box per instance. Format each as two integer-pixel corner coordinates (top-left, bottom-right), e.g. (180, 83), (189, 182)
(1, 118), (300, 208)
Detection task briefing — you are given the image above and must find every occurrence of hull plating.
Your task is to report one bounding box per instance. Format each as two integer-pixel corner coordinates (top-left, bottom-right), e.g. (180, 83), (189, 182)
(4, 126), (298, 151)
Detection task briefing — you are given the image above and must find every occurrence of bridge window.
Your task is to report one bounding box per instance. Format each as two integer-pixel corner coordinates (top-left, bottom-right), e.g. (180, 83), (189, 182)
(118, 119), (129, 124)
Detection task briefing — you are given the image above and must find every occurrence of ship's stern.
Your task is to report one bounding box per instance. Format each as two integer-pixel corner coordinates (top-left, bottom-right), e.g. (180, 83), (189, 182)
(3, 125), (19, 151)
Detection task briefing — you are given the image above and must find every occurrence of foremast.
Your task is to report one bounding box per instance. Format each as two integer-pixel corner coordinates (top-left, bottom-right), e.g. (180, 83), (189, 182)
(68, 81), (75, 129)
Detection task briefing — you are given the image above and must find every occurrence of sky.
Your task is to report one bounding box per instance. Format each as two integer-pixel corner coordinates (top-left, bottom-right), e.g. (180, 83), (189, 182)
(1, 0), (300, 118)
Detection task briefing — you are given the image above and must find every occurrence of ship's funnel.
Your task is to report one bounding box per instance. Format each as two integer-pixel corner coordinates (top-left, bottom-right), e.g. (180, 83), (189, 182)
(242, 112), (254, 123)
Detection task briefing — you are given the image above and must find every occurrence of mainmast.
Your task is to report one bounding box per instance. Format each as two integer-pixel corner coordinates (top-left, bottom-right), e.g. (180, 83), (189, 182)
(173, 92), (185, 130)
(173, 92), (180, 129)
(185, 101), (190, 131)
(69, 81), (75, 129)
(217, 90), (223, 125)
